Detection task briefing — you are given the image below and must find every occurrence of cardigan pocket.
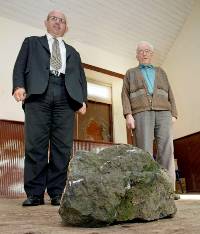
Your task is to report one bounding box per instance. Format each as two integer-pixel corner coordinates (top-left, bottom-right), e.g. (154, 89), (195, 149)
(157, 88), (168, 99)
(130, 89), (145, 99)
(130, 89), (149, 111)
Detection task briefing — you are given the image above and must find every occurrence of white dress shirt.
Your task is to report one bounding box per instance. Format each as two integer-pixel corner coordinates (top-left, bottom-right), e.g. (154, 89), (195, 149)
(46, 33), (66, 74)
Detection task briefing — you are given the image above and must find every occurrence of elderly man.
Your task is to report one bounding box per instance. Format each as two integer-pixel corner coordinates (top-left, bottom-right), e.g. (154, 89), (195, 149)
(13, 10), (87, 206)
(121, 41), (179, 198)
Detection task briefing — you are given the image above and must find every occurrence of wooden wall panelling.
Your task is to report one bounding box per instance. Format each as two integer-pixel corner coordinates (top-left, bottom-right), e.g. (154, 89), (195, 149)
(0, 119), (114, 198)
(0, 120), (25, 197)
(174, 132), (200, 192)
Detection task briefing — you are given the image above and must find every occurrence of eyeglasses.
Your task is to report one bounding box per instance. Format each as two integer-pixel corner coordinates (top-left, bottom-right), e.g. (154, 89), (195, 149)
(137, 49), (153, 55)
(48, 16), (66, 24)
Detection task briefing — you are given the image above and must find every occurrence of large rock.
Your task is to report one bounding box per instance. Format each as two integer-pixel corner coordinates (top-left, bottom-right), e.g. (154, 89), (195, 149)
(59, 144), (177, 227)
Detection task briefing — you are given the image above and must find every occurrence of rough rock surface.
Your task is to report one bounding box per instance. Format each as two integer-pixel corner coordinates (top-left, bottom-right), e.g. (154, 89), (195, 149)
(59, 144), (177, 227)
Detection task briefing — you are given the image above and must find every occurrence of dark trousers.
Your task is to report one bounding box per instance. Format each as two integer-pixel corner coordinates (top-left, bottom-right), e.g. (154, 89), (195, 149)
(24, 75), (75, 197)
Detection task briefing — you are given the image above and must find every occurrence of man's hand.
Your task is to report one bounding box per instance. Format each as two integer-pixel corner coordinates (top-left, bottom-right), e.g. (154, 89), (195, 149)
(78, 102), (86, 115)
(13, 88), (26, 102)
(126, 114), (135, 129)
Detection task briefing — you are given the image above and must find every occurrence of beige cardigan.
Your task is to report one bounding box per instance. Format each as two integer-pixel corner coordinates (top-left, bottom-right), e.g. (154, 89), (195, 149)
(121, 66), (178, 118)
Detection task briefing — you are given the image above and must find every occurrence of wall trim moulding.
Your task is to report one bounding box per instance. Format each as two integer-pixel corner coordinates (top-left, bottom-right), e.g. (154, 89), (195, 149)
(83, 63), (124, 79)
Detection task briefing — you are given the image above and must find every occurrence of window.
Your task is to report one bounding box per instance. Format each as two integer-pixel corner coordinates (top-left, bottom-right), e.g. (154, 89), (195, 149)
(74, 82), (113, 142)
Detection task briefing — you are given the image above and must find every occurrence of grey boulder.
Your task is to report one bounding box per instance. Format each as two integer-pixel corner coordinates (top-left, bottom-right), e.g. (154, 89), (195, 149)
(59, 144), (177, 227)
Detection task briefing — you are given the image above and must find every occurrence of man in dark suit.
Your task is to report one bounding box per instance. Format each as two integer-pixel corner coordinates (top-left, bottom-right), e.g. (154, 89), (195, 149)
(13, 10), (87, 206)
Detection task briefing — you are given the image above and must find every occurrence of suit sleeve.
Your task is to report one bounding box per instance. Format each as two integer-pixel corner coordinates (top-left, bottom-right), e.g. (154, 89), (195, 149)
(79, 55), (88, 103)
(12, 38), (29, 94)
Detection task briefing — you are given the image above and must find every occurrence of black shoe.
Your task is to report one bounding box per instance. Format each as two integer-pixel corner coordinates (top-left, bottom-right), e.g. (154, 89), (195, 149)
(174, 194), (181, 200)
(51, 195), (61, 206)
(22, 196), (44, 206)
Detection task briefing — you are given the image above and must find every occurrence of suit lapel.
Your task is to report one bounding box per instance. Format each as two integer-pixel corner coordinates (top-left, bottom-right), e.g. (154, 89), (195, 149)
(38, 37), (72, 76)
(39, 35), (50, 54)
(38, 36), (71, 59)
(63, 42), (72, 75)
(63, 42), (72, 61)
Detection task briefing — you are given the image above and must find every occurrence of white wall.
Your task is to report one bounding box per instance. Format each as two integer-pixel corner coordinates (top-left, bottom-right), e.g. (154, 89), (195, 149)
(163, 0), (200, 139)
(0, 17), (44, 121)
(70, 41), (134, 74)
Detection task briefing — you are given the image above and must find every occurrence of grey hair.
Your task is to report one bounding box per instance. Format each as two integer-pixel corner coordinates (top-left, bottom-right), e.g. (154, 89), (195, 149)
(136, 41), (154, 52)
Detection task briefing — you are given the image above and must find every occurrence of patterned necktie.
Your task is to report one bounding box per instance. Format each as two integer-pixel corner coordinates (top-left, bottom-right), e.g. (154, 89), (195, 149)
(50, 38), (62, 70)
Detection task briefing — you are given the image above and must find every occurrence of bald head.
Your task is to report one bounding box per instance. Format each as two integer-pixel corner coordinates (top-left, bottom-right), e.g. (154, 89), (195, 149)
(47, 10), (67, 23)
(45, 10), (68, 38)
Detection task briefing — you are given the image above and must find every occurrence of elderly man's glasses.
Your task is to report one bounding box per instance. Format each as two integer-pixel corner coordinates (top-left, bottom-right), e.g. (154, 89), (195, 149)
(137, 49), (153, 55)
(48, 16), (66, 24)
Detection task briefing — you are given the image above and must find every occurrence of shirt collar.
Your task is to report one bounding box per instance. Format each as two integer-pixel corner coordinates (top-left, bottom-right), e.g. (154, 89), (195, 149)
(139, 64), (154, 69)
(46, 33), (63, 43)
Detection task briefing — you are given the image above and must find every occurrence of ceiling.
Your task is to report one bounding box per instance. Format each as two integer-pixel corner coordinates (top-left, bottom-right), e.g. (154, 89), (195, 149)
(0, 0), (196, 66)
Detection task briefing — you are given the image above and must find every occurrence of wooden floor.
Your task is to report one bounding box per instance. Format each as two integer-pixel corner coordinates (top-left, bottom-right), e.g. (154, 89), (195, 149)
(0, 195), (200, 234)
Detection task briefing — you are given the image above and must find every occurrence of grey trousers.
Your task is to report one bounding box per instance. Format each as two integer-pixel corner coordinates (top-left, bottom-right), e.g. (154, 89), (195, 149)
(134, 110), (175, 190)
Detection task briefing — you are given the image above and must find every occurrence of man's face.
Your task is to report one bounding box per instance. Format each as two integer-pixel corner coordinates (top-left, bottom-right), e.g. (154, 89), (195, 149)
(45, 11), (68, 37)
(136, 43), (153, 64)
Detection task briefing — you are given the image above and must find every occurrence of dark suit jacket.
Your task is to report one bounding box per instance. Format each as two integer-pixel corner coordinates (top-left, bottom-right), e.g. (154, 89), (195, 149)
(13, 35), (87, 110)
